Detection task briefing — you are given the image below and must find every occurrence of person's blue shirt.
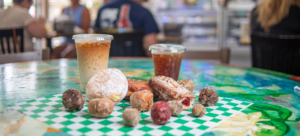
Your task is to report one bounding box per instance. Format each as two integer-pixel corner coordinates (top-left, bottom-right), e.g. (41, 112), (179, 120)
(62, 5), (85, 44)
(63, 5), (85, 27)
(94, 0), (159, 37)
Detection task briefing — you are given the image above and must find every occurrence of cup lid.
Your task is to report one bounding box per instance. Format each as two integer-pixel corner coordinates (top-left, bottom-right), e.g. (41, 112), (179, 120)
(72, 34), (114, 40)
(149, 44), (186, 52)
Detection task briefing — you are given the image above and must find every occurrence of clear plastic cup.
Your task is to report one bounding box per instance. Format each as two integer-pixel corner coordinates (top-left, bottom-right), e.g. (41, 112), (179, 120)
(73, 34), (113, 92)
(149, 44), (186, 81)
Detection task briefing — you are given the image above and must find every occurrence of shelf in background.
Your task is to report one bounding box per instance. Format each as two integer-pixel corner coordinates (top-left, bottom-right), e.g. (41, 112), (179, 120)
(156, 10), (218, 16)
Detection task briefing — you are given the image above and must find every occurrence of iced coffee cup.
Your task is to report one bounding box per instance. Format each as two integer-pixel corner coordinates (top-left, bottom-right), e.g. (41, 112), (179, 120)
(73, 34), (113, 92)
(149, 44), (186, 81)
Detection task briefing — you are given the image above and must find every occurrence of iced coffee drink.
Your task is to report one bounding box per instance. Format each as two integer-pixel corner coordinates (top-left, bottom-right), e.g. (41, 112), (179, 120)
(73, 34), (113, 92)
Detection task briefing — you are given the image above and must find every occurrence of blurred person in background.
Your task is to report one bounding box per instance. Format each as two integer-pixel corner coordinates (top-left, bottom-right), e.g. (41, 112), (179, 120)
(94, 0), (159, 57)
(249, 0), (300, 76)
(251, 0), (300, 35)
(51, 0), (91, 59)
(103, 0), (112, 3)
(0, 0), (47, 52)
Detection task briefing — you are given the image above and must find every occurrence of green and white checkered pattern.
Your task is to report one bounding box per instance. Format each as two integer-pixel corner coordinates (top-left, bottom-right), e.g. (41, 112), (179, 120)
(11, 92), (252, 136)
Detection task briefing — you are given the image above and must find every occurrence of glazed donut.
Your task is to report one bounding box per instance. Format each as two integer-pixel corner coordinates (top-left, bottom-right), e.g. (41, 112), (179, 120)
(88, 98), (114, 118)
(62, 89), (85, 111)
(130, 89), (153, 111)
(122, 108), (141, 127)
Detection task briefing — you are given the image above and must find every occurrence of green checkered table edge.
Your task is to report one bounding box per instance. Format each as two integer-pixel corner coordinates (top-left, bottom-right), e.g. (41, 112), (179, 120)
(11, 92), (252, 136)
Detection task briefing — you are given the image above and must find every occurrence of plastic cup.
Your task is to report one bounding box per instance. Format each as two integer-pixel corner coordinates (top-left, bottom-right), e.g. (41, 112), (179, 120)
(73, 34), (113, 92)
(149, 44), (186, 81)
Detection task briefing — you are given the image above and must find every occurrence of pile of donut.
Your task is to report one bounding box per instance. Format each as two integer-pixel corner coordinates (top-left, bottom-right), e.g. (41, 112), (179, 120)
(62, 68), (219, 127)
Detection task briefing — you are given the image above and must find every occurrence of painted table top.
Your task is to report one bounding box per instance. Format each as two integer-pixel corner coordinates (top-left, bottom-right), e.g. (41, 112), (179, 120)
(0, 59), (300, 136)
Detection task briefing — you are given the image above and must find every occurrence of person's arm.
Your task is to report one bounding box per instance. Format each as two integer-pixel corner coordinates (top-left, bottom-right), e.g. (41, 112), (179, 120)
(293, 0), (300, 6)
(142, 10), (160, 57)
(20, 10), (47, 38)
(81, 8), (91, 33)
(93, 8), (102, 33)
(26, 20), (47, 38)
(143, 33), (157, 57)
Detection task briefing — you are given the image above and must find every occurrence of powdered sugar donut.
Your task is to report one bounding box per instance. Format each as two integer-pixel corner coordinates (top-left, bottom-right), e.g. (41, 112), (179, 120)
(86, 68), (128, 103)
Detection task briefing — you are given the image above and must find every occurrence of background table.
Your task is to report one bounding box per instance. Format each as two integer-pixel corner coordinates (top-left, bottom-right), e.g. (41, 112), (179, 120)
(46, 33), (75, 53)
(0, 59), (300, 136)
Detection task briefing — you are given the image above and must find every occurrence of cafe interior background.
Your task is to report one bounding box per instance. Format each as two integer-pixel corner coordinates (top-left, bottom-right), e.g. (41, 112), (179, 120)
(0, 0), (255, 67)
(1, 1), (300, 136)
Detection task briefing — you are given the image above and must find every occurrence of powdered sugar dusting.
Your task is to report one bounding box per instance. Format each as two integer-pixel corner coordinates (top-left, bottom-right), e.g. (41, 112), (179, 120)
(86, 68), (128, 103)
(149, 76), (196, 110)
(160, 77), (188, 93)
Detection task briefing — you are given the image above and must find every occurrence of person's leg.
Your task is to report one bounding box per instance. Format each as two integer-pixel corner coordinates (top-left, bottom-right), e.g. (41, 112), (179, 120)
(62, 45), (77, 58)
(51, 44), (67, 59)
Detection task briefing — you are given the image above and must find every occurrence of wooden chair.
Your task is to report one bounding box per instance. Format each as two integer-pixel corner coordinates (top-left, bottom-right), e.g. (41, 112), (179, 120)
(182, 47), (231, 64)
(95, 29), (146, 57)
(0, 28), (24, 53)
(251, 32), (300, 76)
(0, 28), (42, 64)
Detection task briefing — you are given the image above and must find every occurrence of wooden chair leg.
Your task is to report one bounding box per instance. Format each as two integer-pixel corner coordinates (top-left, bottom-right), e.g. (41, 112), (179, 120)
(42, 47), (51, 60)
(0, 37), (4, 54)
(220, 47), (230, 64)
(12, 28), (19, 53)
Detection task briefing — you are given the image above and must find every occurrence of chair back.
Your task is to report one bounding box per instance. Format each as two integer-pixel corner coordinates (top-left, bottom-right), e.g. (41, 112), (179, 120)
(96, 30), (145, 57)
(0, 28), (42, 64)
(0, 28), (24, 53)
(251, 32), (300, 76)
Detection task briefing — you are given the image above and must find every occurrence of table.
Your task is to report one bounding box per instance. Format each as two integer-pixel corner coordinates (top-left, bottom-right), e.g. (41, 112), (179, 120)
(1, 59), (300, 136)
